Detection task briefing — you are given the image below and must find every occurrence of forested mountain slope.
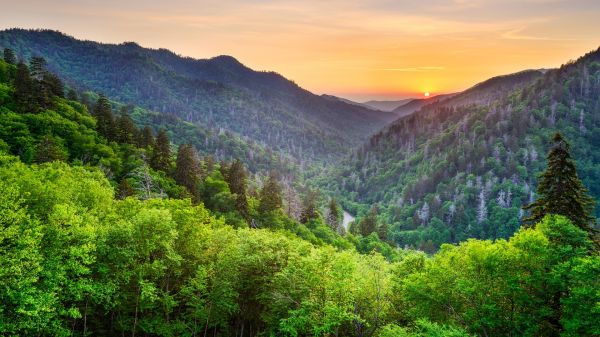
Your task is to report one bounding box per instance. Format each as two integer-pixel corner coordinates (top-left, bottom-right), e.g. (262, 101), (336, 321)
(1, 36), (599, 337)
(326, 48), (600, 250)
(0, 29), (396, 162)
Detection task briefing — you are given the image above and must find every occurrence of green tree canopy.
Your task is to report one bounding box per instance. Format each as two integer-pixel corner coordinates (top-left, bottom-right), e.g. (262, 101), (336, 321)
(174, 143), (201, 200)
(359, 206), (379, 237)
(300, 188), (320, 224)
(3, 48), (16, 65)
(524, 132), (596, 237)
(150, 128), (171, 172)
(225, 159), (249, 219)
(259, 171), (283, 214)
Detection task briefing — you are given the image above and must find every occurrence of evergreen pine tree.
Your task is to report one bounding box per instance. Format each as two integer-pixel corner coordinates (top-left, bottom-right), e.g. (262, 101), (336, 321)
(29, 56), (47, 80)
(377, 222), (389, 241)
(117, 178), (135, 199)
(116, 107), (137, 144)
(34, 136), (67, 163)
(359, 206), (379, 237)
(174, 143), (201, 199)
(225, 159), (249, 219)
(3, 48), (16, 64)
(258, 171), (283, 214)
(300, 189), (320, 224)
(523, 132), (596, 236)
(204, 155), (216, 175)
(93, 94), (116, 141)
(29, 56), (51, 108)
(14, 61), (36, 113)
(150, 128), (171, 172)
(326, 198), (341, 232)
(66, 89), (78, 101)
(42, 72), (64, 98)
(138, 126), (154, 148)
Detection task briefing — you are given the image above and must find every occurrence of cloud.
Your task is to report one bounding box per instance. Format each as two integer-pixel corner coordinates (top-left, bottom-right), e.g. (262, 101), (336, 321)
(374, 66), (445, 72)
(500, 27), (578, 41)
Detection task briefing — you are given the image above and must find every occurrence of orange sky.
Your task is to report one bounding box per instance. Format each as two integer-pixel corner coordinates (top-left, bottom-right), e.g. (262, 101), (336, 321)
(2, 0), (600, 101)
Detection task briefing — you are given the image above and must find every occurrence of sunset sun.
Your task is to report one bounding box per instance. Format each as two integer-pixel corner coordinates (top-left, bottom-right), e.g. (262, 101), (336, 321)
(424, 92), (430, 97)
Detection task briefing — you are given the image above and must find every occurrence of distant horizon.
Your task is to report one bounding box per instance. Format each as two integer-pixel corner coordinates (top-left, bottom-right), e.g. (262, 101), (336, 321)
(1, 26), (456, 102)
(0, 25), (585, 102)
(3, 0), (599, 101)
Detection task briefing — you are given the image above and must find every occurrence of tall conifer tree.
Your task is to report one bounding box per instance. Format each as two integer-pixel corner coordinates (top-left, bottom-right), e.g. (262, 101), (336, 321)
(359, 206), (379, 237)
(14, 62), (35, 113)
(138, 126), (154, 148)
(93, 94), (115, 140)
(326, 198), (341, 232)
(524, 132), (596, 237)
(151, 128), (171, 172)
(300, 189), (320, 224)
(174, 143), (201, 199)
(226, 159), (249, 219)
(29, 56), (51, 108)
(116, 107), (137, 144)
(258, 171), (283, 214)
(3, 48), (16, 64)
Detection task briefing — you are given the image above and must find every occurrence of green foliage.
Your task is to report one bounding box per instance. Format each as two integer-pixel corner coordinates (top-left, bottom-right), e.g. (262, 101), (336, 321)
(174, 143), (201, 200)
(0, 28), (396, 165)
(1, 143), (599, 337)
(300, 188), (321, 224)
(224, 159), (249, 219)
(150, 128), (171, 172)
(259, 171), (283, 215)
(1, 32), (599, 337)
(359, 206), (379, 237)
(200, 168), (236, 214)
(524, 132), (596, 236)
(377, 320), (473, 337)
(3, 48), (16, 64)
(326, 198), (342, 233)
(402, 215), (597, 337)
(325, 48), (600, 250)
(0, 154), (400, 336)
(560, 256), (600, 336)
(34, 134), (67, 163)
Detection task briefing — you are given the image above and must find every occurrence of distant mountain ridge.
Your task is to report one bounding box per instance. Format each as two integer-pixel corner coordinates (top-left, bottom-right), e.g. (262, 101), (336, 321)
(322, 54), (600, 249)
(391, 94), (456, 117)
(362, 99), (413, 112)
(0, 29), (397, 162)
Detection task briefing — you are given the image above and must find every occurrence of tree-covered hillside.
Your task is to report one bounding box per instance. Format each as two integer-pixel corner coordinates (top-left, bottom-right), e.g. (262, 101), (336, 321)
(325, 48), (600, 251)
(1, 151), (597, 336)
(0, 52), (395, 257)
(0, 29), (396, 163)
(0, 39), (599, 337)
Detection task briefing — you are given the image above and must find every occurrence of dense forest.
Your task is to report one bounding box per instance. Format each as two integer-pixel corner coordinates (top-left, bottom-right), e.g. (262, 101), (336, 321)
(323, 47), (600, 251)
(0, 29), (395, 164)
(0, 35), (599, 337)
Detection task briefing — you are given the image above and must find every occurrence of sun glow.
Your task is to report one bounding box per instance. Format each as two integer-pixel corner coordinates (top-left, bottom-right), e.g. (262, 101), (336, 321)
(424, 92), (430, 97)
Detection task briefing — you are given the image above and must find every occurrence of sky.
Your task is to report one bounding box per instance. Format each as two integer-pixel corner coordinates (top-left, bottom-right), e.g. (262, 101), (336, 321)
(1, 0), (600, 101)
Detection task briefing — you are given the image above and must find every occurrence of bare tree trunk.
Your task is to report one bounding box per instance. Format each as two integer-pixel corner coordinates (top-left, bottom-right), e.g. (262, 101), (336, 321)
(132, 290), (140, 337)
(203, 303), (212, 337)
(83, 298), (89, 336)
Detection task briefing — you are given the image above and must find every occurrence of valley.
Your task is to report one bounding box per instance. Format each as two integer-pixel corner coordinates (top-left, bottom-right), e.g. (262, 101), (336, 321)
(0, 21), (599, 337)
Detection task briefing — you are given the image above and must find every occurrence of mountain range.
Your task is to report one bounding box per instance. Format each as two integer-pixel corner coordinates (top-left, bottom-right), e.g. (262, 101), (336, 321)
(3, 28), (600, 251)
(323, 48), (600, 250)
(0, 29), (396, 164)
(362, 99), (412, 112)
